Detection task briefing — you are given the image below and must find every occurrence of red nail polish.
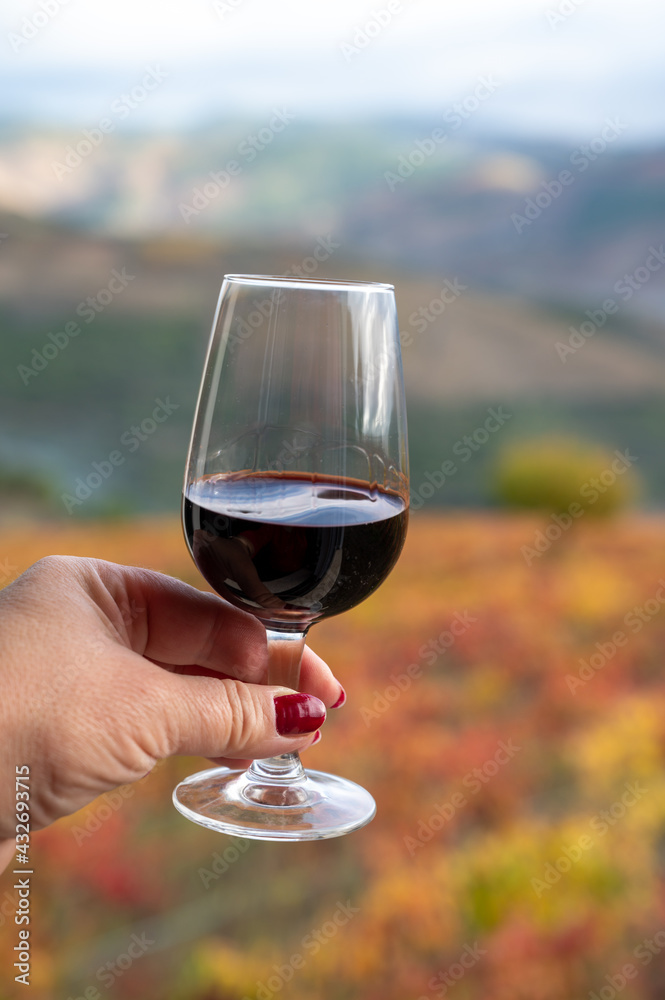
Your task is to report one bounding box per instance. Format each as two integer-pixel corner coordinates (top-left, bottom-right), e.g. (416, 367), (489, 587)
(274, 693), (326, 736)
(310, 730), (322, 745)
(331, 686), (346, 709)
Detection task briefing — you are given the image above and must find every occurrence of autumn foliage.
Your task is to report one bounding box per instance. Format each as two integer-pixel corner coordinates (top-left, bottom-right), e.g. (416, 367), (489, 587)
(3, 511), (665, 999)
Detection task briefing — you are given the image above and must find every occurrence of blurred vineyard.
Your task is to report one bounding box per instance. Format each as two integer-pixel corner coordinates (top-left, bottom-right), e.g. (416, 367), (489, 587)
(4, 511), (665, 999)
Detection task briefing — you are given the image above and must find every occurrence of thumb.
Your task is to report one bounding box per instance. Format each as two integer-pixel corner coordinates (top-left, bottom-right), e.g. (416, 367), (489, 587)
(145, 671), (326, 762)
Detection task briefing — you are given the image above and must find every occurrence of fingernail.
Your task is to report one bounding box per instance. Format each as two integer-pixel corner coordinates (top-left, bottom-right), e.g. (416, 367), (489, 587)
(310, 730), (322, 745)
(331, 686), (346, 709)
(274, 693), (326, 736)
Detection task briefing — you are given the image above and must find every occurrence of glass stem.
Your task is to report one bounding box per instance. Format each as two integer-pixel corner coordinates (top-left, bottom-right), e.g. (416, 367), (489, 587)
(248, 629), (307, 784)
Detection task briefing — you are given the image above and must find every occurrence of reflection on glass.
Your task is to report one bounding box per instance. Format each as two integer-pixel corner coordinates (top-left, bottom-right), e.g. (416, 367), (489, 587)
(173, 275), (409, 841)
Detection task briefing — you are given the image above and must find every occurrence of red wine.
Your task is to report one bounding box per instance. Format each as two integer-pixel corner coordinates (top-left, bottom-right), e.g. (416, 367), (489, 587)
(183, 474), (408, 628)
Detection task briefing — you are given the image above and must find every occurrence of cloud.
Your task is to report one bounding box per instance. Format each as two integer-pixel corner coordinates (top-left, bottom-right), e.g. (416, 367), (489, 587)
(0, 0), (664, 140)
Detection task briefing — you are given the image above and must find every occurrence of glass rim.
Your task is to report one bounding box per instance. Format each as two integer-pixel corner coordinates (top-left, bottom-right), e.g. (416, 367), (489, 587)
(223, 274), (395, 291)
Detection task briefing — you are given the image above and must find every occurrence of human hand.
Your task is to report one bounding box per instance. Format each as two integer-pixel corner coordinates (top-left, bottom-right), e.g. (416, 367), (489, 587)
(192, 530), (286, 609)
(0, 556), (343, 855)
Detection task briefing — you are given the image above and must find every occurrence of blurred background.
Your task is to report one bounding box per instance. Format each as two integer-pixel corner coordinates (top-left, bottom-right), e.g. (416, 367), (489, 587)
(3, 0), (665, 997)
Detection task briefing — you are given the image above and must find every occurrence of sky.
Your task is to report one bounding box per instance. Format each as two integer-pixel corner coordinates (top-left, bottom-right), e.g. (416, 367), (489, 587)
(0, 0), (664, 141)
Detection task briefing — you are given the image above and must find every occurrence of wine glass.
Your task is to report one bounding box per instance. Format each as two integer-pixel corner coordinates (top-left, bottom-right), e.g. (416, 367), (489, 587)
(173, 274), (409, 840)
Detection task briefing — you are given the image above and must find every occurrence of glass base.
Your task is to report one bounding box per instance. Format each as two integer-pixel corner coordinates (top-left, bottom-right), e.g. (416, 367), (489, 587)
(172, 765), (376, 841)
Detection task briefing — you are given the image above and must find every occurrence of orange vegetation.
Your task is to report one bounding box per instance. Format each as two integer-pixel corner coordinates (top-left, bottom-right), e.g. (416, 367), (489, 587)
(3, 512), (665, 999)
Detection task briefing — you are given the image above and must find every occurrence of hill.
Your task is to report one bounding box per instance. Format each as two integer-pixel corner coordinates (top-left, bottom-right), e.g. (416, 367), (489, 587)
(2, 218), (665, 512)
(2, 120), (665, 322)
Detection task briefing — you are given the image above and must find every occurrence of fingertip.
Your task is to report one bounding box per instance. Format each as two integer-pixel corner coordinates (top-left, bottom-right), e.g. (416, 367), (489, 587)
(331, 685), (346, 709)
(274, 692), (326, 736)
(299, 644), (345, 708)
(301, 643), (329, 673)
